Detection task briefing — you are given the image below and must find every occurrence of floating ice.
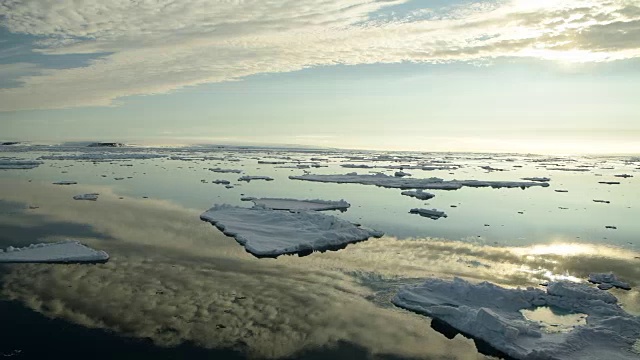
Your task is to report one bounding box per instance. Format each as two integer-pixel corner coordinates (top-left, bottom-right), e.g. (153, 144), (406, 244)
(209, 168), (243, 174)
(614, 174), (633, 178)
(0, 241), (109, 263)
(409, 208), (447, 220)
(588, 273), (631, 290)
(599, 181), (621, 185)
(393, 277), (640, 360)
(200, 205), (382, 258)
(211, 179), (231, 185)
(40, 153), (164, 161)
(53, 181), (77, 185)
(394, 171), (411, 177)
(73, 193), (99, 201)
(401, 189), (436, 200)
(547, 168), (591, 172)
(290, 173), (549, 190)
(238, 176), (273, 182)
(521, 177), (551, 182)
(0, 160), (43, 170)
(249, 198), (350, 212)
(341, 164), (374, 169)
(555, 189), (569, 193)
(593, 199), (611, 204)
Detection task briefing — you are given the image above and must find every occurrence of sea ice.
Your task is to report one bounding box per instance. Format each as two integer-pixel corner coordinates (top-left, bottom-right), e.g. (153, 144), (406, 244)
(0, 241), (109, 263)
(593, 199), (611, 204)
(73, 193), (99, 201)
(200, 205), (383, 258)
(588, 273), (631, 290)
(249, 198), (350, 211)
(209, 168), (243, 174)
(614, 174), (633, 178)
(401, 189), (436, 200)
(394, 171), (411, 177)
(238, 176), (274, 182)
(547, 168), (591, 172)
(289, 173), (548, 190)
(521, 177), (551, 182)
(598, 181), (621, 185)
(409, 208), (447, 220)
(39, 153), (164, 161)
(0, 160), (43, 170)
(53, 181), (77, 185)
(393, 277), (640, 360)
(211, 180), (231, 185)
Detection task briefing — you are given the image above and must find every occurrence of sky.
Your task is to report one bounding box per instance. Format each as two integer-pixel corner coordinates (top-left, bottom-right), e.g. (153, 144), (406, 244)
(0, 0), (639, 154)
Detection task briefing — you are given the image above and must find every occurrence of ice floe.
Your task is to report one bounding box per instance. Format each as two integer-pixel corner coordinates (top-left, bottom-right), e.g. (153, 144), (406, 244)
(394, 171), (411, 177)
(0, 241), (109, 263)
(409, 208), (447, 220)
(593, 199), (611, 204)
(211, 179), (231, 185)
(393, 277), (640, 360)
(199, 205), (382, 258)
(401, 189), (435, 200)
(588, 273), (631, 290)
(521, 177), (551, 182)
(39, 153), (164, 161)
(0, 160), (43, 169)
(614, 174), (633, 178)
(547, 167), (591, 172)
(238, 175), (273, 182)
(289, 173), (549, 190)
(598, 181), (621, 185)
(73, 193), (99, 201)
(249, 198), (350, 212)
(53, 181), (77, 185)
(209, 168), (243, 174)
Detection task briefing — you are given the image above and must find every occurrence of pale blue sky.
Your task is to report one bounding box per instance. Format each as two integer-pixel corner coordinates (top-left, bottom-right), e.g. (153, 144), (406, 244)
(1, 0), (639, 154)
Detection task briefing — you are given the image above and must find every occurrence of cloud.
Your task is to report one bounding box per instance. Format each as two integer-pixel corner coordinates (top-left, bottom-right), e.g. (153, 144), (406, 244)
(0, 0), (639, 111)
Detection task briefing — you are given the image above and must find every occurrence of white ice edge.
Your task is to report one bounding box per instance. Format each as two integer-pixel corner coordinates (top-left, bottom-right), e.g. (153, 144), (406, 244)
(199, 205), (382, 258)
(393, 277), (640, 360)
(0, 241), (109, 263)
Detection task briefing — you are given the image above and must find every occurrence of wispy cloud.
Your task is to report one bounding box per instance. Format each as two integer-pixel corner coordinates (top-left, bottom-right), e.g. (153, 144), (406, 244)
(0, 0), (639, 111)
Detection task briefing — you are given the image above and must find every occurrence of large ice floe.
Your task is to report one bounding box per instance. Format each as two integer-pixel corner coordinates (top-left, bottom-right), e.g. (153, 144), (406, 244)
(290, 173), (549, 190)
(0, 160), (43, 169)
(247, 198), (350, 212)
(393, 277), (640, 360)
(199, 204), (382, 258)
(0, 241), (109, 263)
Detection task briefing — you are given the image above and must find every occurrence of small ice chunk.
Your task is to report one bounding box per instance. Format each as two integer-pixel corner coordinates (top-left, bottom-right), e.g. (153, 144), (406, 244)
(409, 208), (447, 220)
(588, 272), (631, 290)
(73, 193), (99, 201)
(598, 181), (620, 185)
(0, 241), (109, 263)
(593, 199), (611, 204)
(614, 174), (633, 178)
(394, 171), (411, 177)
(401, 189), (435, 200)
(211, 179), (231, 185)
(555, 189), (568, 193)
(200, 205), (383, 258)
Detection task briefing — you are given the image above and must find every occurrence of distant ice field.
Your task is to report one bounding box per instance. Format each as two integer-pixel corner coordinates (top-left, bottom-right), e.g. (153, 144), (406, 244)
(1, 144), (638, 250)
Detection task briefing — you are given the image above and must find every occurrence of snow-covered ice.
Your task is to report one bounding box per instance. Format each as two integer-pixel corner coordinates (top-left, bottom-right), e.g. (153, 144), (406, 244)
(0, 241), (109, 263)
(393, 277), (640, 360)
(410, 208), (447, 220)
(73, 193), (99, 201)
(588, 272), (631, 290)
(200, 205), (383, 258)
(290, 173), (549, 190)
(249, 198), (350, 211)
(238, 175), (273, 182)
(401, 189), (435, 200)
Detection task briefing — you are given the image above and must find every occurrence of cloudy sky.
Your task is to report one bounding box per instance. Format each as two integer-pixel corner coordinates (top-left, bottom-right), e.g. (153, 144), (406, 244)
(1, 0), (639, 154)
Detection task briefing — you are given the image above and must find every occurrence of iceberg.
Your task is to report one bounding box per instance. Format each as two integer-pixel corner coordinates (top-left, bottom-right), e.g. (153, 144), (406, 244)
(393, 277), (640, 360)
(249, 198), (350, 211)
(409, 208), (447, 220)
(290, 173), (549, 190)
(0, 241), (109, 263)
(401, 189), (436, 200)
(200, 205), (383, 258)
